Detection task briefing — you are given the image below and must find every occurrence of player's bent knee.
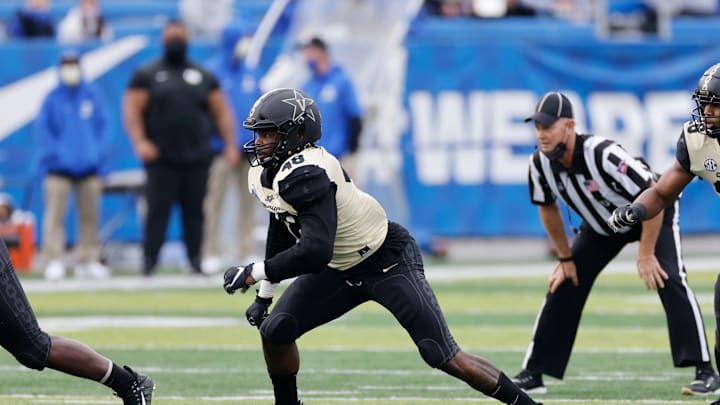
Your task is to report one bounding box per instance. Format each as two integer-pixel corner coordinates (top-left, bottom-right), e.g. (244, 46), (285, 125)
(9, 331), (51, 370)
(260, 313), (300, 344)
(417, 339), (447, 368)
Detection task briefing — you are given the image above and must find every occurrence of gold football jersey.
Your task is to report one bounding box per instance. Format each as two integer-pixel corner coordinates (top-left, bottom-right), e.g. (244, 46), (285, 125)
(684, 121), (720, 196)
(248, 147), (388, 270)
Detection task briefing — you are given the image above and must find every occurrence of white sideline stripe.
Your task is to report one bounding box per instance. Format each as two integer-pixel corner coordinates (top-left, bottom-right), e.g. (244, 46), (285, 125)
(18, 256), (720, 293)
(36, 316), (242, 332)
(37, 314), (682, 333)
(0, 365), (690, 379)
(0, 394), (703, 403)
(0, 341), (672, 354)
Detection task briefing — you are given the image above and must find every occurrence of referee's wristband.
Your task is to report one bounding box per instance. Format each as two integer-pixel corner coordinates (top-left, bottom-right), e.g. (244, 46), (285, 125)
(558, 256), (574, 262)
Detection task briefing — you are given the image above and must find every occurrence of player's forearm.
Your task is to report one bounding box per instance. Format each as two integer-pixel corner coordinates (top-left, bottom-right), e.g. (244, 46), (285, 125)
(539, 204), (571, 258)
(633, 188), (668, 221)
(265, 234), (332, 282)
(122, 92), (148, 143)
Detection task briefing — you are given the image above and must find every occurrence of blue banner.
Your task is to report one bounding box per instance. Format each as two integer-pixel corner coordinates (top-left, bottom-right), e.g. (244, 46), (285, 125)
(403, 19), (720, 237)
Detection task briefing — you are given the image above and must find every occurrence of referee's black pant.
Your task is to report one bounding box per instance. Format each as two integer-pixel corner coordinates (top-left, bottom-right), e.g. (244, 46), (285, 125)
(142, 160), (210, 273)
(524, 202), (711, 379)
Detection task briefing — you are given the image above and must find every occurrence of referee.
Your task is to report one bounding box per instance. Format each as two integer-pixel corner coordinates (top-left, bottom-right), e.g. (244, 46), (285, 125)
(512, 91), (718, 396)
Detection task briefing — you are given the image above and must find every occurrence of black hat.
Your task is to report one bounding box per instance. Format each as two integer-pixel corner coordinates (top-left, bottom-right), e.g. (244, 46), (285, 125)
(301, 36), (327, 51)
(524, 92), (573, 126)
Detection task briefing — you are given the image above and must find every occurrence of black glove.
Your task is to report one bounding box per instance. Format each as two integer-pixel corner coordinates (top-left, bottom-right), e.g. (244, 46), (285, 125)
(223, 264), (255, 294)
(246, 294), (272, 328)
(608, 203), (646, 233)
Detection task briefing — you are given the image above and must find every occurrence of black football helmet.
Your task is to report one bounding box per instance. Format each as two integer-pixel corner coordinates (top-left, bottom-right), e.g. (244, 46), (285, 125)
(242, 88), (322, 168)
(692, 63), (720, 138)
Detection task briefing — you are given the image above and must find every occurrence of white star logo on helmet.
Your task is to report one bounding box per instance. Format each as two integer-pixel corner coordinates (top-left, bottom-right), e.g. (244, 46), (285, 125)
(281, 89), (316, 123)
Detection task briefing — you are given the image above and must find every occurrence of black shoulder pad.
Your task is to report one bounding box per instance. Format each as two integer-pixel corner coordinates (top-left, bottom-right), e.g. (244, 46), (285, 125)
(676, 131), (691, 174)
(278, 165), (333, 208)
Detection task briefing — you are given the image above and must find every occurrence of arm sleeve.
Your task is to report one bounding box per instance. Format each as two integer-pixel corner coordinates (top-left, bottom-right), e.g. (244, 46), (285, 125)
(675, 132), (694, 175)
(206, 71), (220, 91)
(128, 69), (151, 89)
(528, 153), (556, 206)
(263, 166), (337, 283)
(265, 213), (296, 260)
(601, 143), (654, 199)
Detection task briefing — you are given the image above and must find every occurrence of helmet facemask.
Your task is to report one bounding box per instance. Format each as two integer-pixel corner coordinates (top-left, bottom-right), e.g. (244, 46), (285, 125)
(692, 93), (720, 138)
(243, 118), (306, 169)
(692, 63), (720, 138)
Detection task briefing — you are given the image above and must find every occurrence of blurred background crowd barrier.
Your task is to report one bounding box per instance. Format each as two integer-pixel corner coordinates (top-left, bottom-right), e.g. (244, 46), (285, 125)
(0, 0), (718, 262)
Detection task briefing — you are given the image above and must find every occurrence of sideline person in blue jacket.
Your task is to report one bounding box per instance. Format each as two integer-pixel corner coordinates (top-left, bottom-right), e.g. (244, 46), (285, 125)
(34, 51), (111, 280)
(301, 36), (363, 180)
(201, 21), (263, 274)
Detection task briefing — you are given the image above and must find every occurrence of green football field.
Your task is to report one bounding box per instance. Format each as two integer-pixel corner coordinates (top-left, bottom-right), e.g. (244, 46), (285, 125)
(1, 261), (719, 404)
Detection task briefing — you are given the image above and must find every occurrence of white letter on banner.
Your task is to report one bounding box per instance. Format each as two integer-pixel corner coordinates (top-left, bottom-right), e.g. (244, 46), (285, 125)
(409, 91), (450, 184)
(645, 91), (692, 172)
(489, 90), (536, 184)
(587, 92), (644, 156)
(454, 91), (486, 184)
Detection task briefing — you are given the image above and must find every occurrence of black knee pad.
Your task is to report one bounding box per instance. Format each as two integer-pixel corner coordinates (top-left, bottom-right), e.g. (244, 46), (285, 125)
(10, 331), (51, 370)
(417, 338), (446, 368)
(260, 313), (300, 344)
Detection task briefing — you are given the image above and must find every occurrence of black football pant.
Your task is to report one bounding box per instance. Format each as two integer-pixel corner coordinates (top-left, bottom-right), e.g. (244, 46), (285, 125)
(259, 239), (461, 369)
(524, 202), (710, 379)
(0, 239), (51, 370)
(143, 161), (209, 273)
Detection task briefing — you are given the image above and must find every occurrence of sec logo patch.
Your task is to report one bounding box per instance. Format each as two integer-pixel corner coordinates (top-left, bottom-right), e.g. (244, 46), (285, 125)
(704, 158), (718, 172)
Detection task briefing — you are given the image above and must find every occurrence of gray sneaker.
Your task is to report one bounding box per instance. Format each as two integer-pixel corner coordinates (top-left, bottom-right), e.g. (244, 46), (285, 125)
(681, 370), (720, 395)
(117, 366), (155, 405)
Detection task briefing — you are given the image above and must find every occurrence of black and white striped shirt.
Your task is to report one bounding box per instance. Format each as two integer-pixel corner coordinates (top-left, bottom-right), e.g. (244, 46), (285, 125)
(528, 134), (655, 236)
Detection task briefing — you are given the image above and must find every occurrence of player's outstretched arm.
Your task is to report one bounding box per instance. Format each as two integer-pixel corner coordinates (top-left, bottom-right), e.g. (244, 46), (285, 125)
(636, 160), (693, 217)
(609, 160), (694, 232)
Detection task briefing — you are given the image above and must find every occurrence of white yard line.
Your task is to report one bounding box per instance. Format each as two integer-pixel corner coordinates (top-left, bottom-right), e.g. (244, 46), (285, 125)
(0, 394), (706, 403)
(18, 256), (720, 293)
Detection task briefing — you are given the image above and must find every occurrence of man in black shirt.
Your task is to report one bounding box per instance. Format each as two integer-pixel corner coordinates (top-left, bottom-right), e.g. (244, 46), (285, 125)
(123, 20), (238, 275)
(222, 88), (543, 405)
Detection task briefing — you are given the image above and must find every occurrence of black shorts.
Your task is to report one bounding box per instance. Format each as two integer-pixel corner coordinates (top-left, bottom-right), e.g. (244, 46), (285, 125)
(0, 240), (50, 370)
(260, 238), (460, 368)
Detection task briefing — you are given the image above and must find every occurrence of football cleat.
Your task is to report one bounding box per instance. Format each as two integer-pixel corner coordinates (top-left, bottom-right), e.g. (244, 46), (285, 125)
(512, 369), (546, 394)
(681, 369), (720, 395)
(117, 366), (155, 405)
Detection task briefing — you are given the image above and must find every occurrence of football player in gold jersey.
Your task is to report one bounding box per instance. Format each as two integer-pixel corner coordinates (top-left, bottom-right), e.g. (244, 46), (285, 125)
(222, 88), (543, 405)
(609, 63), (720, 403)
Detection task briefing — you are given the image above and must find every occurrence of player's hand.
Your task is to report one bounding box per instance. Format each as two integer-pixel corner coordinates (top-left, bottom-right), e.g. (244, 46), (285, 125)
(549, 260), (578, 294)
(246, 294), (272, 328)
(134, 138), (159, 162)
(636, 255), (668, 290)
(223, 264), (256, 294)
(608, 204), (643, 233)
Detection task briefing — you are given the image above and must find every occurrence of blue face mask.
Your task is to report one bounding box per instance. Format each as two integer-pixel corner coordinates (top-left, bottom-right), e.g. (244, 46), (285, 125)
(307, 59), (319, 74)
